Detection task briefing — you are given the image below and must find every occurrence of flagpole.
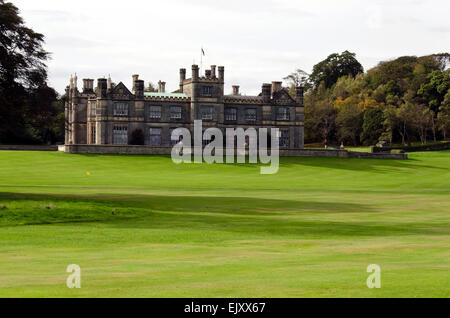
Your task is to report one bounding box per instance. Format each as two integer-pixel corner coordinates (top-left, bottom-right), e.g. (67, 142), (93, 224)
(200, 46), (203, 75)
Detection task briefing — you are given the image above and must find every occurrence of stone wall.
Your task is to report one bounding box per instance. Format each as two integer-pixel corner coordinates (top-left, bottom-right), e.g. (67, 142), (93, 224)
(63, 145), (407, 159)
(0, 145), (58, 151)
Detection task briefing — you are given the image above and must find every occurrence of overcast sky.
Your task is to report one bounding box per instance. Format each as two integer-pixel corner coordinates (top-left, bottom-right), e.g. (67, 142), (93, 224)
(14, 0), (450, 95)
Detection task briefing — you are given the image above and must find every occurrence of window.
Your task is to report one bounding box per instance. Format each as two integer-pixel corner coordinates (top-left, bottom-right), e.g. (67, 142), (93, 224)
(149, 128), (162, 146)
(245, 108), (257, 122)
(201, 106), (213, 120)
(225, 108), (237, 121)
(114, 103), (128, 117)
(280, 129), (290, 148)
(90, 124), (96, 144)
(170, 106), (182, 119)
(113, 125), (128, 145)
(202, 86), (212, 96)
(150, 106), (161, 119)
(90, 103), (96, 116)
(277, 107), (289, 121)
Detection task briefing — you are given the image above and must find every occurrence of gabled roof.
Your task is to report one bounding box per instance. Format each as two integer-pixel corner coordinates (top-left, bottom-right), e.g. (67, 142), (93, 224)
(111, 82), (133, 96)
(272, 88), (296, 104)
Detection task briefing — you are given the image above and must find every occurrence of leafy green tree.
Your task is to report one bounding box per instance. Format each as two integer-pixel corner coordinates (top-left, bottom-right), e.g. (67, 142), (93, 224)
(0, 0), (53, 144)
(417, 70), (450, 113)
(411, 103), (433, 144)
(361, 107), (384, 145)
(380, 105), (399, 144)
(335, 97), (364, 145)
(304, 83), (337, 145)
(437, 90), (450, 139)
(310, 51), (363, 89)
(396, 102), (416, 145)
(26, 86), (61, 144)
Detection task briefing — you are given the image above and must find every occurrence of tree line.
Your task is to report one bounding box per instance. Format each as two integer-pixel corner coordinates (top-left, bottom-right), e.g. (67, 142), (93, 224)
(1, 1), (449, 146)
(286, 51), (450, 146)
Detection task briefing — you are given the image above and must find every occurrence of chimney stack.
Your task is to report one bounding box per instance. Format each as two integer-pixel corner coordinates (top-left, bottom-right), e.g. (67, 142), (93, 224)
(132, 74), (139, 93)
(158, 81), (166, 93)
(232, 85), (240, 96)
(97, 78), (107, 98)
(192, 65), (199, 81)
(295, 86), (304, 106)
(205, 69), (212, 78)
(180, 68), (186, 93)
(83, 79), (94, 93)
(211, 65), (216, 78)
(83, 79), (89, 93)
(135, 80), (144, 99)
(180, 68), (186, 82)
(73, 73), (78, 89)
(218, 66), (225, 82)
(262, 83), (271, 104)
(271, 81), (282, 96)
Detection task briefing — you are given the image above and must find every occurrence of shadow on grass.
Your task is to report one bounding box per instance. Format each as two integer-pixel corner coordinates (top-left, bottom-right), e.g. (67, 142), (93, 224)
(278, 156), (446, 173)
(0, 192), (448, 239)
(66, 152), (447, 173)
(0, 191), (374, 217)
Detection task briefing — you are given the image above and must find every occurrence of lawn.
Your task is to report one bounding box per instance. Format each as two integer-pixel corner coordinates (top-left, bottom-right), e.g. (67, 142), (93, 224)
(0, 150), (449, 297)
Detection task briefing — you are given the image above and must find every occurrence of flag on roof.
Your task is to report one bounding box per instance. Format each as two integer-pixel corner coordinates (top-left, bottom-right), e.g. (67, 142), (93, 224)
(201, 48), (205, 56)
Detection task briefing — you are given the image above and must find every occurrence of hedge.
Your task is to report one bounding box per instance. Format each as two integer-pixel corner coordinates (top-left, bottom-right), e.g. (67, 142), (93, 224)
(371, 142), (450, 153)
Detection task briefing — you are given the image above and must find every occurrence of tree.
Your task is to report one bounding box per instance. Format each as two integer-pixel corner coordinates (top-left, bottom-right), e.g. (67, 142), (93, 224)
(396, 103), (416, 145)
(309, 51), (363, 89)
(381, 105), (399, 144)
(334, 96), (364, 145)
(437, 90), (450, 139)
(361, 107), (384, 145)
(283, 69), (312, 91)
(0, 0), (51, 143)
(411, 104), (433, 144)
(304, 82), (337, 145)
(417, 70), (450, 113)
(144, 82), (157, 92)
(25, 85), (61, 144)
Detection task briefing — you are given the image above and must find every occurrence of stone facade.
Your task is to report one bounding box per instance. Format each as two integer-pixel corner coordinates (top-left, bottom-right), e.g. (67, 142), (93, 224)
(65, 65), (305, 151)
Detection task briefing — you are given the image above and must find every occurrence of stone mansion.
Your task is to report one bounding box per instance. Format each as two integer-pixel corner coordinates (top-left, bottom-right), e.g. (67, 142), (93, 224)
(64, 64), (305, 153)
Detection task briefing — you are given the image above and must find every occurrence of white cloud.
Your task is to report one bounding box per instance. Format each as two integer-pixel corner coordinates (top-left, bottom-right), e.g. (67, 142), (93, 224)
(12, 0), (450, 95)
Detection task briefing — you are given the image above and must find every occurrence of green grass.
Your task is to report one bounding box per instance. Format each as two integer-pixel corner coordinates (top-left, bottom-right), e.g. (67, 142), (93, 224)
(0, 150), (449, 297)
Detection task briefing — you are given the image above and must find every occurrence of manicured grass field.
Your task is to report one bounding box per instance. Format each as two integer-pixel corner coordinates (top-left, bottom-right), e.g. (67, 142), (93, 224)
(0, 150), (449, 297)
